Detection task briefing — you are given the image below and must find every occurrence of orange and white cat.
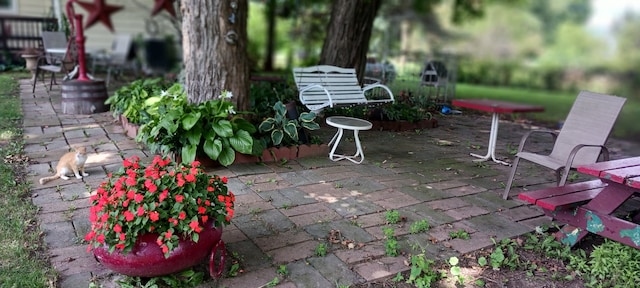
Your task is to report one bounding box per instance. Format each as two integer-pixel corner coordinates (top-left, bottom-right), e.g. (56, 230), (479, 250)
(39, 146), (89, 185)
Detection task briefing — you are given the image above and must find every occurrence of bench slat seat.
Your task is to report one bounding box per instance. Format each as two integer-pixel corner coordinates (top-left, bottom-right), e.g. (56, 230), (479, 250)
(518, 180), (606, 211)
(293, 65), (394, 113)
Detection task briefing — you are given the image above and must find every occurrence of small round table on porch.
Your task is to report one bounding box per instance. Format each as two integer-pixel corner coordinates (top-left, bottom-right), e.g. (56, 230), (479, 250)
(325, 116), (373, 164)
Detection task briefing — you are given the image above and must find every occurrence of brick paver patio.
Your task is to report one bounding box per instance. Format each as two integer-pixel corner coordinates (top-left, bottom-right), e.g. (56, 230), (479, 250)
(21, 79), (640, 287)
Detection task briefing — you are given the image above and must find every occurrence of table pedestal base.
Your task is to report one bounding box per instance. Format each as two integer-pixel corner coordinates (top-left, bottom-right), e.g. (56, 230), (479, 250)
(325, 116), (372, 164)
(470, 113), (510, 165)
(328, 128), (366, 164)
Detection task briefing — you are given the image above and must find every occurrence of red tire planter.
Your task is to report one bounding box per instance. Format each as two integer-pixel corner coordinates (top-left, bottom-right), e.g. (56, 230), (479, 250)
(93, 225), (225, 278)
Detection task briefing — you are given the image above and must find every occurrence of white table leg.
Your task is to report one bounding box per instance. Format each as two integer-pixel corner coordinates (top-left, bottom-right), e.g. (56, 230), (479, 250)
(470, 113), (509, 165)
(328, 128), (344, 161)
(352, 130), (365, 164)
(328, 128), (365, 164)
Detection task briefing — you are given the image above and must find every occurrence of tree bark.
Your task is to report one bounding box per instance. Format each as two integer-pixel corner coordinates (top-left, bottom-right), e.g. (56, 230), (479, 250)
(263, 0), (276, 71)
(181, 0), (250, 111)
(319, 0), (382, 84)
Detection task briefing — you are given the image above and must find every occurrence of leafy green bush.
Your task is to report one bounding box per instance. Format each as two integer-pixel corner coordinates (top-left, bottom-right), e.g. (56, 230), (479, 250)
(136, 84), (255, 166)
(568, 239), (640, 288)
(104, 78), (172, 124)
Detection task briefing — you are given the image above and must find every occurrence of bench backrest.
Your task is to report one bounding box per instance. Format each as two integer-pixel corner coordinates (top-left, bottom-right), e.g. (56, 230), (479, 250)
(550, 91), (626, 167)
(293, 65), (368, 107)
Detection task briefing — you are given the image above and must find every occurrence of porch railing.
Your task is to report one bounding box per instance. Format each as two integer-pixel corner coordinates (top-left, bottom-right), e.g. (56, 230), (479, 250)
(1, 15), (59, 65)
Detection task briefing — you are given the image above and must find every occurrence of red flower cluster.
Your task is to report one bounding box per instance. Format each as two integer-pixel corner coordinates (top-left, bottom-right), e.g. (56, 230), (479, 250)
(85, 155), (234, 257)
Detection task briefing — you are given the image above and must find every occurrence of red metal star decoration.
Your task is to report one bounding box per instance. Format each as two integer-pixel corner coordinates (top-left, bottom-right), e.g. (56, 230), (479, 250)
(151, 0), (177, 18)
(76, 0), (123, 32)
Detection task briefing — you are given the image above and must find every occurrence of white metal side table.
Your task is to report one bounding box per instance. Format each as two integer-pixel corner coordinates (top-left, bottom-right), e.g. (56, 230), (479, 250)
(325, 116), (373, 164)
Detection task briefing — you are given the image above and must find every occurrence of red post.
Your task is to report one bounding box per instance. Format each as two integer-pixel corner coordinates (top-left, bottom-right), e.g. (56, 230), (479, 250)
(74, 14), (89, 81)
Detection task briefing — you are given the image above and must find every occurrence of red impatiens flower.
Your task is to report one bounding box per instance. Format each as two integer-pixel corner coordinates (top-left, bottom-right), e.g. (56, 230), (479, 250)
(113, 224), (122, 233)
(176, 173), (186, 187)
(149, 211), (160, 222)
(144, 179), (158, 193)
(123, 210), (135, 222)
(85, 155), (234, 258)
(125, 175), (137, 186)
(159, 189), (169, 202)
(185, 173), (196, 183)
(134, 193), (144, 203)
(189, 220), (202, 233)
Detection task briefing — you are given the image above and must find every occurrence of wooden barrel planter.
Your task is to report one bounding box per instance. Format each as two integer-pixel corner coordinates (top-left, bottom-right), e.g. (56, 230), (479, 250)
(61, 80), (108, 114)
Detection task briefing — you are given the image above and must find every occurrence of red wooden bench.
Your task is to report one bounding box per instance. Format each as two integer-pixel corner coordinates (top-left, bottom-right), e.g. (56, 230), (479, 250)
(518, 179), (606, 211)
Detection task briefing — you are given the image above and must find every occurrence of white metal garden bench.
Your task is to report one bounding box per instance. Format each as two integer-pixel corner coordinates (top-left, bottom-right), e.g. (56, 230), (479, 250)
(292, 65), (394, 113)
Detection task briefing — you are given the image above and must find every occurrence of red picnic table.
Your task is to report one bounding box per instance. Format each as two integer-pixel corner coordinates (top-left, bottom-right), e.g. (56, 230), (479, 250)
(452, 99), (544, 165)
(519, 156), (640, 248)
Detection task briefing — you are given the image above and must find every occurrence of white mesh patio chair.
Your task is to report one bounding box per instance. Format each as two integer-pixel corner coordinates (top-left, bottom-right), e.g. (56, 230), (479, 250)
(503, 91), (626, 199)
(92, 34), (137, 86)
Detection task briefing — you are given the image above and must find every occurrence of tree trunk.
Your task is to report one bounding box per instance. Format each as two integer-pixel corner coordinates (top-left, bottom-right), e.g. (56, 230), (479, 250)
(319, 0), (382, 85)
(263, 0), (276, 71)
(181, 0), (250, 111)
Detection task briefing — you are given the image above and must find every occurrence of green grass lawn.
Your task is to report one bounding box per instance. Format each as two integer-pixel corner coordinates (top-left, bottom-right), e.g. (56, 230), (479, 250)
(388, 77), (640, 140)
(453, 84), (640, 140)
(0, 73), (57, 287)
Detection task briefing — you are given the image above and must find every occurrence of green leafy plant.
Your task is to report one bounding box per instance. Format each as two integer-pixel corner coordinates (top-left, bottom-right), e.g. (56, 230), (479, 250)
(489, 247), (505, 270)
(105, 78), (171, 125)
(276, 264), (288, 276)
(383, 227), (399, 256)
(568, 239), (640, 287)
(477, 256), (487, 267)
(366, 102), (431, 122)
(136, 85), (255, 166)
(228, 262), (241, 277)
(257, 101), (320, 147)
(406, 253), (443, 287)
(385, 210), (400, 224)
(410, 219), (430, 234)
(449, 229), (470, 240)
(392, 272), (404, 282)
(448, 256), (465, 285)
(118, 269), (204, 288)
(315, 243), (328, 257)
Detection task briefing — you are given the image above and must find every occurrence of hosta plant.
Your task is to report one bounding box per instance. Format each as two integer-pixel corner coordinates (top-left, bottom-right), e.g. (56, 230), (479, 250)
(257, 101), (320, 147)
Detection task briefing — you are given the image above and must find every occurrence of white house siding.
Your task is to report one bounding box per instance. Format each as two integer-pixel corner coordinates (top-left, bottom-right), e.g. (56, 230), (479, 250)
(14, 0), (179, 51)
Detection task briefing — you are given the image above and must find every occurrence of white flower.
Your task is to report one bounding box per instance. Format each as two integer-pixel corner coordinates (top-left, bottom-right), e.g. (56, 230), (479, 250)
(227, 107), (236, 115)
(219, 91), (233, 99)
(160, 90), (169, 97)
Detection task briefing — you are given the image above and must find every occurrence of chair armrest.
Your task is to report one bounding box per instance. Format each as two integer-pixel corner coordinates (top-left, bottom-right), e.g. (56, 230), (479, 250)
(362, 83), (394, 102)
(517, 129), (558, 153)
(564, 144), (609, 169)
(558, 144), (609, 185)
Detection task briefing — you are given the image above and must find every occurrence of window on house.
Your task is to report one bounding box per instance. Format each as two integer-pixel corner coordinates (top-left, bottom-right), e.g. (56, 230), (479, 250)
(0, 0), (16, 13)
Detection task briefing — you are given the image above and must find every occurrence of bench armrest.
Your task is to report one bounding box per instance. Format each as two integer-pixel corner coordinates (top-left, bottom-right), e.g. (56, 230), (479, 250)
(298, 83), (333, 111)
(517, 129), (558, 153)
(362, 83), (394, 102)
